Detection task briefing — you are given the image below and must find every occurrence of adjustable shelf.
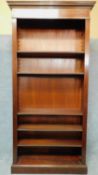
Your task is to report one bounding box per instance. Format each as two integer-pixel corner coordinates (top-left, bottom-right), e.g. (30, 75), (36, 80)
(17, 108), (83, 116)
(7, 0), (95, 174)
(17, 72), (84, 77)
(17, 155), (83, 165)
(18, 139), (82, 147)
(17, 124), (83, 132)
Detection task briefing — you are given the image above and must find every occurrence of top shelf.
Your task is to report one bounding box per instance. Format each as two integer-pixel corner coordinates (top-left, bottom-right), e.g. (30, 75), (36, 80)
(17, 19), (85, 53)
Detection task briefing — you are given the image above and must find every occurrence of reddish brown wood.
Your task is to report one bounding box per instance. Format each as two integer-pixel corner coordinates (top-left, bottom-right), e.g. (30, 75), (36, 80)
(17, 155), (83, 165)
(18, 138), (82, 147)
(18, 57), (84, 74)
(82, 19), (90, 163)
(17, 19), (85, 53)
(11, 165), (87, 174)
(7, 0), (95, 174)
(17, 124), (83, 132)
(7, 0), (95, 8)
(12, 18), (18, 163)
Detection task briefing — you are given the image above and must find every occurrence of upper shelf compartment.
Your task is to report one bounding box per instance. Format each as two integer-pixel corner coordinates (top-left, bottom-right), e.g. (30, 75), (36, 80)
(17, 19), (85, 53)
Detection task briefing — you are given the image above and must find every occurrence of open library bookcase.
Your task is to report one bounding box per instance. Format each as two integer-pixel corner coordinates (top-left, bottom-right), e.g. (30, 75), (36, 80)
(7, 0), (95, 174)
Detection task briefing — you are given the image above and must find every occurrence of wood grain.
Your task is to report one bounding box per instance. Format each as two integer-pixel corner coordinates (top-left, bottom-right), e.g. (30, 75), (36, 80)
(17, 124), (82, 132)
(8, 0), (95, 173)
(18, 77), (83, 111)
(18, 29), (84, 53)
(12, 18), (18, 163)
(18, 138), (82, 147)
(18, 57), (84, 74)
(17, 155), (82, 165)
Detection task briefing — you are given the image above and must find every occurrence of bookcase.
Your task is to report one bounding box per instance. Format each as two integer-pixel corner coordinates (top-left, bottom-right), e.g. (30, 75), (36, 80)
(7, 0), (95, 174)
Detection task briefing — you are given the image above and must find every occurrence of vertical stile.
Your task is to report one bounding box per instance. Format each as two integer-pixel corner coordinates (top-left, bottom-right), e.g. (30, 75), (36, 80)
(82, 18), (90, 163)
(12, 17), (18, 163)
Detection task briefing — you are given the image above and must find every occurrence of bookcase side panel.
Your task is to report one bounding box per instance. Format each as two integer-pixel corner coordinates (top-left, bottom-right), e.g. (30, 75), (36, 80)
(12, 18), (18, 164)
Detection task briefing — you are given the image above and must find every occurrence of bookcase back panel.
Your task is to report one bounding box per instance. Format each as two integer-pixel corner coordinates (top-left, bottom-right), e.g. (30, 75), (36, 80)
(18, 130), (82, 140)
(18, 147), (82, 156)
(18, 77), (83, 111)
(18, 115), (82, 124)
(18, 57), (84, 74)
(18, 29), (84, 52)
(17, 19), (85, 53)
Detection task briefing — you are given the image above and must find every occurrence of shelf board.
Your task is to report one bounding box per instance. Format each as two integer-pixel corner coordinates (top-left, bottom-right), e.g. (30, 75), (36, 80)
(17, 72), (84, 77)
(17, 124), (83, 132)
(17, 109), (83, 116)
(18, 139), (82, 147)
(17, 155), (82, 165)
(17, 51), (84, 58)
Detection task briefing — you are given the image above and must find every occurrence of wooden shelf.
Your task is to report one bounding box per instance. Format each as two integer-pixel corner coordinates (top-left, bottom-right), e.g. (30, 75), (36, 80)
(17, 72), (84, 77)
(17, 155), (82, 165)
(12, 154), (87, 174)
(12, 155), (87, 174)
(18, 139), (82, 147)
(17, 124), (83, 132)
(17, 109), (83, 116)
(17, 51), (84, 58)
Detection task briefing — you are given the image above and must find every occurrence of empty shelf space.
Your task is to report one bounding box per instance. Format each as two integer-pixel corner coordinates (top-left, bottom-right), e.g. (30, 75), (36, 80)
(18, 115), (82, 126)
(17, 124), (83, 132)
(18, 55), (84, 76)
(17, 155), (82, 165)
(17, 109), (83, 116)
(18, 139), (82, 147)
(18, 76), (83, 110)
(17, 19), (85, 53)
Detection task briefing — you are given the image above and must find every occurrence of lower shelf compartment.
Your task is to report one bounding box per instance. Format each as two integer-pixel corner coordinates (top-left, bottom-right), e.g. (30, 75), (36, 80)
(12, 155), (87, 174)
(17, 155), (82, 165)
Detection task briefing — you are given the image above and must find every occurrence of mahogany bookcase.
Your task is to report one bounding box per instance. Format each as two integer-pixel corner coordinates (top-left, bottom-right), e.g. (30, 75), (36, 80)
(7, 0), (95, 174)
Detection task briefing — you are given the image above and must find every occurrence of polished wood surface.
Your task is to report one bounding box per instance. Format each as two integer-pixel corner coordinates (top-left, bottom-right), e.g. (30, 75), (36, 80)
(18, 20), (85, 52)
(82, 18), (90, 163)
(17, 155), (82, 165)
(17, 108), (83, 115)
(18, 57), (84, 74)
(18, 114), (82, 125)
(12, 18), (18, 163)
(18, 77), (83, 111)
(18, 138), (82, 147)
(7, 0), (95, 174)
(7, 0), (95, 8)
(17, 124), (83, 131)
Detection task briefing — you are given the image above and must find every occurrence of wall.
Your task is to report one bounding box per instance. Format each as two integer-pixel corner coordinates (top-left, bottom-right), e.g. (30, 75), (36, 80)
(0, 0), (98, 38)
